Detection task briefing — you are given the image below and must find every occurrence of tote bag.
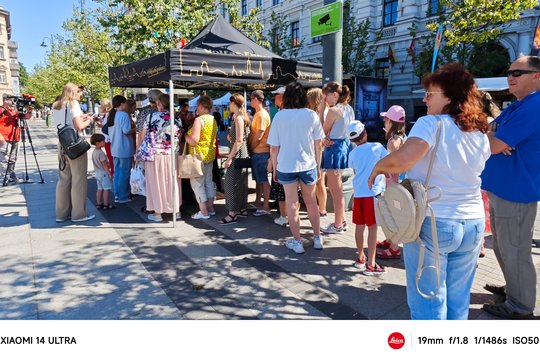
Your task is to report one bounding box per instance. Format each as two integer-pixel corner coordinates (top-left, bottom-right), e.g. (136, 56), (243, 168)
(177, 142), (204, 179)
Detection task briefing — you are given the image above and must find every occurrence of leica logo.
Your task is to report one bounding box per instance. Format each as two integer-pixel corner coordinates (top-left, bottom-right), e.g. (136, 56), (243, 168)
(388, 332), (405, 349)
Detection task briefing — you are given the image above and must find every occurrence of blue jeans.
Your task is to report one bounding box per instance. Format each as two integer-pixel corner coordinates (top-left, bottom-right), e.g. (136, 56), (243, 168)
(113, 157), (132, 201)
(403, 217), (484, 320)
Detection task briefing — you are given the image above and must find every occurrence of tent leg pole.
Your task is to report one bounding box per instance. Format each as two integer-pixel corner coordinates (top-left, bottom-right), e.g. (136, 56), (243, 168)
(170, 80), (177, 228)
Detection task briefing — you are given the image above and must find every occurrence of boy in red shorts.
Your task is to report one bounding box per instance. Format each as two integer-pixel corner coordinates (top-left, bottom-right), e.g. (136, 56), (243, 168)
(347, 121), (388, 275)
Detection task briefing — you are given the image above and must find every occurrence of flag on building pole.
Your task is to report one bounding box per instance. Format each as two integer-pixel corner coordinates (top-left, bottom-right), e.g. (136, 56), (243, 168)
(531, 17), (540, 56)
(388, 45), (397, 66)
(409, 38), (415, 64)
(431, 23), (444, 72)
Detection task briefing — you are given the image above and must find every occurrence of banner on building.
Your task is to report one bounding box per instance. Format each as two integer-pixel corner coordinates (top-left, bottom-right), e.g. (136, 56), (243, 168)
(431, 23), (444, 72)
(409, 39), (415, 64)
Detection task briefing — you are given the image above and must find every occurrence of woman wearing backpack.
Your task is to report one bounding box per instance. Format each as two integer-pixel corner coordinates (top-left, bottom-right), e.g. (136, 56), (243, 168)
(53, 82), (96, 223)
(368, 63), (490, 320)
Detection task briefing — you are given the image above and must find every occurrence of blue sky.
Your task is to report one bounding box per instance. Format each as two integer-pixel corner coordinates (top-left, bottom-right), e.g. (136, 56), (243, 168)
(2, 0), (86, 72)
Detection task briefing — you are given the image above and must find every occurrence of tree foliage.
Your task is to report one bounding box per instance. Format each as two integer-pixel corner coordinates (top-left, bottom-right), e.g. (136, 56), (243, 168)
(342, 16), (373, 76)
(412, 0), (537, 78)
(265, 11), (304, 60)
(24, 0), (265, 104)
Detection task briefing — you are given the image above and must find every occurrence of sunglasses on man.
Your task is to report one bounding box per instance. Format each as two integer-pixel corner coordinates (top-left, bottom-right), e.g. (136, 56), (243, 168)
(506, 69), (539, 77)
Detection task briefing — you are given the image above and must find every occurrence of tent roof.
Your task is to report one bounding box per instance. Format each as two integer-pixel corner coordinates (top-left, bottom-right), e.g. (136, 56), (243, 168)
(213, 92), (232, 106)
(475, 77), (508, 92)
(185, 15), (277, 58)
(108, 16), (322, 90)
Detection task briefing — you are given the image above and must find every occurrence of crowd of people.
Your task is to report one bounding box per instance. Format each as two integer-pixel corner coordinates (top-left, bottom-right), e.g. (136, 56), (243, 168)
(19, 54), (535, 320)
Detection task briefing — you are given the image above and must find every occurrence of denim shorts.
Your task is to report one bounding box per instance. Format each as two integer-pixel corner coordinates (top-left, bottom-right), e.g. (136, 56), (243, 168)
(96, 170), (112, 190)
(251, 152), (270, 184)
(277, 168), (317, 186)
(322, 138), (349, 170)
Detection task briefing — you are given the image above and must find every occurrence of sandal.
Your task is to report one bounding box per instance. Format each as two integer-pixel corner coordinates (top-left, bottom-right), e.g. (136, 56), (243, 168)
(237, 209), (248, 218)
(376, 239), (392, 250)
(376, 246), (401, 259)
(103, 204), (116, 210)
(219, 214), (238, 225)
(96, 204), (103, 209)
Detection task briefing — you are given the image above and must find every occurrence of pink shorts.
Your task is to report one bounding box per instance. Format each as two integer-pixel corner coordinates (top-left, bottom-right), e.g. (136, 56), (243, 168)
(352, 197), (376, 226)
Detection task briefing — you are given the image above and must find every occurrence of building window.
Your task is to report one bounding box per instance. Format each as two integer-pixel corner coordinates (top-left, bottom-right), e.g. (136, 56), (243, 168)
(375, 58), (389, 79)
(312, 36), (322, 43)
(241, 0), (247, 16)
(0, 70), (7, 84)
(256, 0), (263, 8)
(383, 0), (398, 27)
(273, 0), (282, 6)
(291, 21), (300, 47)
(429, 0), (442, 16)
(0, 46), (4, 60)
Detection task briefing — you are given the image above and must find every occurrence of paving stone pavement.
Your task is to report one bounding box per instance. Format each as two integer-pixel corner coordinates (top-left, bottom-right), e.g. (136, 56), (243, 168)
(0, 119), (539, 320)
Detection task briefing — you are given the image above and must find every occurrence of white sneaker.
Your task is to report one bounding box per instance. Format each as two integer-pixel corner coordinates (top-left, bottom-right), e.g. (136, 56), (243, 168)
(321, 223), (344, 234)
(313, 234), (324, 250)
(148, 214), (163, 222)
(71, 214), (95, 223)
(285, 239), (305, 254)
(191, 211), (210, 220)
(274, 216), (288, 226)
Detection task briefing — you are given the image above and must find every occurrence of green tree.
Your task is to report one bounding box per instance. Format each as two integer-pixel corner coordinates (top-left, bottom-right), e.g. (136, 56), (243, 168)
(19, 62), (29, 88)
(342, 16), (373, 76)
(265, 11), (305, 60)
(94, 0), (265, 63)
(412, 0), (537, 77)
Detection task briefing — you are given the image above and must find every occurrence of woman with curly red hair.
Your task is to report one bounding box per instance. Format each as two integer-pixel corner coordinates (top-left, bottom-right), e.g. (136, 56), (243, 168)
(368, 63), (490, 319)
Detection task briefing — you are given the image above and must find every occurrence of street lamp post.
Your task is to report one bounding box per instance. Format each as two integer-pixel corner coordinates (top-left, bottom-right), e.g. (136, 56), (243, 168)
(39, 35), (54, 49)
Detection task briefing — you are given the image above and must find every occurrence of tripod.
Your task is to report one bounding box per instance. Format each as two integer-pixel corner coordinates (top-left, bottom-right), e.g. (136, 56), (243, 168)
(2, 113), (44, 186)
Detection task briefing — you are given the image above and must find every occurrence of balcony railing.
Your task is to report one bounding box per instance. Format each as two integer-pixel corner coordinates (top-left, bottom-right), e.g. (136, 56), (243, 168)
(381, 26), (397, 38)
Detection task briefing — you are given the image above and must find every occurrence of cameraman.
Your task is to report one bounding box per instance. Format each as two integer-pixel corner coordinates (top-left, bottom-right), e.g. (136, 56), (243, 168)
(0, 93), (32, 184)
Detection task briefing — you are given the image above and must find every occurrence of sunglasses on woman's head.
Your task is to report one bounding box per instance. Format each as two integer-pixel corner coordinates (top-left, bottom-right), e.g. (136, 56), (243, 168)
(506, 69), (539, 77)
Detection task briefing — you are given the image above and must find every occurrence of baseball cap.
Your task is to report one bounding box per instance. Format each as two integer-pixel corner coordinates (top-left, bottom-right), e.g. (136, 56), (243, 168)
(380, 105), (406, 123)
(347, 121), (365, 140)
(271, 86), (286, 94)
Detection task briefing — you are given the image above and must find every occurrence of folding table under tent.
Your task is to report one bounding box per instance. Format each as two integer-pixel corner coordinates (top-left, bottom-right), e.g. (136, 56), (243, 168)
(108, 15), (323, 226)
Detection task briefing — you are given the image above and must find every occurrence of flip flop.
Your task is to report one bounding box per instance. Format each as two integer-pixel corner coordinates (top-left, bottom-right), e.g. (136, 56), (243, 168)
(103, 204), (116, 210)
(96, 204), (104, 209)
(254, 209), (271, 216)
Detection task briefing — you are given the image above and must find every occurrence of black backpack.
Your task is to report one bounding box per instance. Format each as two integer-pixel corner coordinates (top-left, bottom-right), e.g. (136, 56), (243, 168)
(57, 105), (90, 160)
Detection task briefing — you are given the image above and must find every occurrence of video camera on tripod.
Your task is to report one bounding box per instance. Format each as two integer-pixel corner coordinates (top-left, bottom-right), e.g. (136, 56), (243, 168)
(5, 94), (36, 116)
(1, 93), (43, 186)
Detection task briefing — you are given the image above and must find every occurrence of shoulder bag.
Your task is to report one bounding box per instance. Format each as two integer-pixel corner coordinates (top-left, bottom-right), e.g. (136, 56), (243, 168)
(57, 105), (91, 161)
(177, 141), (204, 179)
(135, 115), (156, 162)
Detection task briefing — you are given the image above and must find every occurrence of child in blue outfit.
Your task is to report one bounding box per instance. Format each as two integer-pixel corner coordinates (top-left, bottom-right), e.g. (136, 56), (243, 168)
(347, 121), (388, 275)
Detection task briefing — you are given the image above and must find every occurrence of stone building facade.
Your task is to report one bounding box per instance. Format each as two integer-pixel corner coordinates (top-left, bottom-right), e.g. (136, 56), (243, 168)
(231, 0), (540, 117)
(0, 6), (20, 96)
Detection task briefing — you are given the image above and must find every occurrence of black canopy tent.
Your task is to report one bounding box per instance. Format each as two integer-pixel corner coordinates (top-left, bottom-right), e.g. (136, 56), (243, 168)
(108, 15), (323, 90)
(108, 15), (322, 226)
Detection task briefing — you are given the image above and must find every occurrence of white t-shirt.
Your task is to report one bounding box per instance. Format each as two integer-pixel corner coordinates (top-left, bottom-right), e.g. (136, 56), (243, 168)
(407, 114), (490, 219)
(348, 142), (388, 197)
(267, 108), (325, 173)
(52, 100), (83, 134)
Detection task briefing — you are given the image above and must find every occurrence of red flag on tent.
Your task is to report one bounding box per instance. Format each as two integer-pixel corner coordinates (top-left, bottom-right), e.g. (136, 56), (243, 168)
(409, 39), (415, 64)
(388, 45), (397, 66)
